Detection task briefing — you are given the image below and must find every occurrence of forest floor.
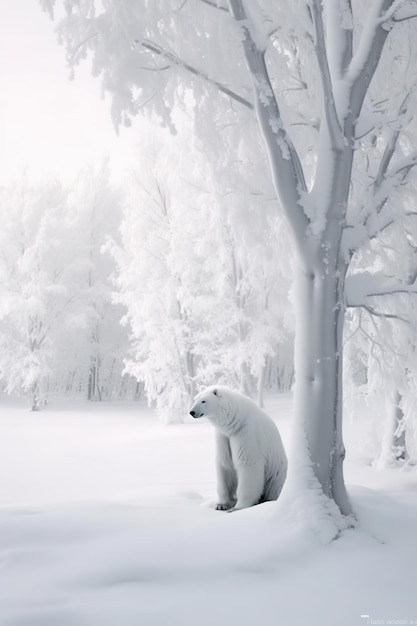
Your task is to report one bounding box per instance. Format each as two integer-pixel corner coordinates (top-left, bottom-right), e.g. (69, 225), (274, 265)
(0, 393), (416, 626)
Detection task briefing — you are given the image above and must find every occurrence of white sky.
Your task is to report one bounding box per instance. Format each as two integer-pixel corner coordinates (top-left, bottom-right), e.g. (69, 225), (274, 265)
(0, 1), (135, 183)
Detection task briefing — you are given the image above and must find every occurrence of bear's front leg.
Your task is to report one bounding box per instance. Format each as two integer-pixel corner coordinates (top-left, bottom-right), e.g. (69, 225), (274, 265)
(214, 432), (237, 510)
(215, 462), (237, 510)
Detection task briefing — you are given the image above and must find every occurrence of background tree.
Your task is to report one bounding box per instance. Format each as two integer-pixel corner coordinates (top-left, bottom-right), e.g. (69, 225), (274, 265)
(0, 169), (132, 407)
(0, 176), (81, 409)
(111, 123), (293, 422)
(344, 206), (417, 468)
(68, 160), (129, 402)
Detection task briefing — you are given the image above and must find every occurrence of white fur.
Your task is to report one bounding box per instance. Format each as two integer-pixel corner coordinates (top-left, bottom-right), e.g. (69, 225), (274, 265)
(190, 385), (288, 511)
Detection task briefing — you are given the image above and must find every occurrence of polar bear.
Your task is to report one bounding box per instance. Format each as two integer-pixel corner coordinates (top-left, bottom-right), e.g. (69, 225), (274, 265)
(190, 385), (287, 511)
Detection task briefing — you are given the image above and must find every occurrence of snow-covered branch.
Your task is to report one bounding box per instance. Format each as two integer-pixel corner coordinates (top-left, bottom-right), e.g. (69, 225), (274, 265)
(362, 148), (417, 233)
(381, 0), (417, 23)
(392, 10), (417, 22)
(348, 0), (396, 118)
(353, 303), (409, 324)
(366, 215), (395, 240)
(389, 149), (417, 178)
(354, 111), (400, 140)
(344, 96), (414, 251)
(141, 40), (253, 110)
(228, 0), (309, 254)
(325, 0), (353, 79)
(370, 95), (410, 191)
(198, 0), (229, 11)
(346, 271), (417, 307)
(310, 0), (344, 151)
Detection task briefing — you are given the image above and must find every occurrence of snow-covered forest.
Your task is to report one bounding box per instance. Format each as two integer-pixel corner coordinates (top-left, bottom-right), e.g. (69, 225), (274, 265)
(1, 1), (417, 624)
(0, 163), (134, 406)
(0, 141), (294, 416)
(3, 0), (414, 470)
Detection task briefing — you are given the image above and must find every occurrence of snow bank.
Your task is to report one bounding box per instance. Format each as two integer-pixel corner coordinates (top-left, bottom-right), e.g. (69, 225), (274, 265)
(0, 394), (416, 626)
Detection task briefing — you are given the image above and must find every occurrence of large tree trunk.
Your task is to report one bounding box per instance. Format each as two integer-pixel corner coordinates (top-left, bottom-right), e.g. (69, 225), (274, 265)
(293, 254), (351, 515)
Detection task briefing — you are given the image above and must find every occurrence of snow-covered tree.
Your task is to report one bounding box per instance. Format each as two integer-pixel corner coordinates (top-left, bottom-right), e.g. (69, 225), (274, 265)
(344, 211), (417, 468)
(41, 0), (417, 520)
(67, 160), (129, 401)
(111, 124), (293, 422)
(0, 176), (82, 409)
(0, 168), (131, 407)
(113, 169), (199, 423)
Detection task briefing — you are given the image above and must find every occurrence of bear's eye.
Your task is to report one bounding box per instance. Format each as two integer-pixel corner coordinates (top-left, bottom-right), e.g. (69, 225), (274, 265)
(201, 400), (206, 404)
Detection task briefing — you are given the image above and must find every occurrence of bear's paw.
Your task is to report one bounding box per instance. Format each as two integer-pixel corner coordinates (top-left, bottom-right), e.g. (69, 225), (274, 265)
(215, 502), (233, 511)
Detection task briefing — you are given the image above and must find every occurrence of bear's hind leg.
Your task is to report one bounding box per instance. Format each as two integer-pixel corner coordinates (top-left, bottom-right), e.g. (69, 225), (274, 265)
(216, 463), (237, 511)
(232, 465), (264, 511)
(263, 467), (287, 502)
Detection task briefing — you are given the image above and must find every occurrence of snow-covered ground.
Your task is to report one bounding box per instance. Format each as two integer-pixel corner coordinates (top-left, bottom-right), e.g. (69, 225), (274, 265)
(0, 393), (416, 626)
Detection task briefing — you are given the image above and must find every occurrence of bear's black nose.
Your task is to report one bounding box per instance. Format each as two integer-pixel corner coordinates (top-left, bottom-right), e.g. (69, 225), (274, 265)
(190, 410), (195, 417)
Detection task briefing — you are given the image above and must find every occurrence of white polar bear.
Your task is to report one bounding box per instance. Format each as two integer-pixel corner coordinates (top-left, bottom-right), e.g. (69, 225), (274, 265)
(190, 385), (287, 511)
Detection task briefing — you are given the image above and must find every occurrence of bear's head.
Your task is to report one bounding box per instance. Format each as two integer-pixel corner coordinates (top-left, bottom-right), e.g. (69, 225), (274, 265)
(189, 386), (223, 420)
